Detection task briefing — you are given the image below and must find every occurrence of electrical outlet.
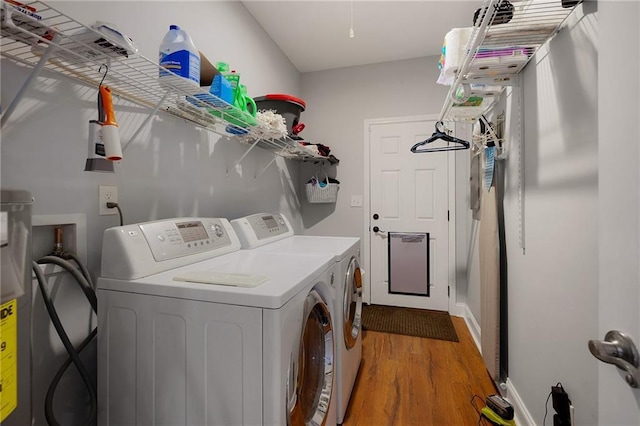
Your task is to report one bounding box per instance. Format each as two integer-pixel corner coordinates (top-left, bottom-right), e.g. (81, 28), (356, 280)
(99, 185), (118, 215)
(351, 195), (363, 207)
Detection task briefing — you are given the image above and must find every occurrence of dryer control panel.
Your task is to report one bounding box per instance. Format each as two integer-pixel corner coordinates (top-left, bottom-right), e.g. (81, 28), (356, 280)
(101, 218), (241, 280)
(231, 213), (294, 249)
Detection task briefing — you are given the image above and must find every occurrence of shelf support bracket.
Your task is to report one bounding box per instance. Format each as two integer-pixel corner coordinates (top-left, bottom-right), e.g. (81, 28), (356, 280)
(1, 35), (59, 129)
(255, 155), (278, 179)
(122, 90), (172, 152)
(233, 137), (262, 170)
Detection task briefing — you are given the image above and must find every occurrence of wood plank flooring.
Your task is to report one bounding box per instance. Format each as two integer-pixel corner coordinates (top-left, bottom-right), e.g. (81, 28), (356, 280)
(342, 316), (498, 426)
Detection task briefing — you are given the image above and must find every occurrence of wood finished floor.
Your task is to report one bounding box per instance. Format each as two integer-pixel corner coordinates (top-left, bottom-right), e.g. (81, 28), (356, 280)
(341, 316), (498, 426)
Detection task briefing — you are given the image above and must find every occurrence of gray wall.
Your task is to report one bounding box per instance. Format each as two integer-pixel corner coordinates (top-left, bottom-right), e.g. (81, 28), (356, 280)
(1, 2), (302, 424)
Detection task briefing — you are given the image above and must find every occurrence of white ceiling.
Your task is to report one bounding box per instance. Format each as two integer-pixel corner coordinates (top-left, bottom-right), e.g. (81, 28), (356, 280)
(242, 1), (482, 73)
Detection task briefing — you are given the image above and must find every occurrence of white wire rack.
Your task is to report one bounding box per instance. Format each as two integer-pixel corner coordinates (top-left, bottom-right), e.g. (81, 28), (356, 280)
(0, 0), (330, 163)
(439, 0), (582, 123)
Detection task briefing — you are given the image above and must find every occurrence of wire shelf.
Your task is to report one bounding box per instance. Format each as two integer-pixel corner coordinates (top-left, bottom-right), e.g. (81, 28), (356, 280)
(439, 0), (581, 123)
(0, 0), (331, 163)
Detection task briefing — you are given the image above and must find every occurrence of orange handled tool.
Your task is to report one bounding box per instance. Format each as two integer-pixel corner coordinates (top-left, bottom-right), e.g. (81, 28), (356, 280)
(99, 85), (118, 127)
(98, 85), (122, 161)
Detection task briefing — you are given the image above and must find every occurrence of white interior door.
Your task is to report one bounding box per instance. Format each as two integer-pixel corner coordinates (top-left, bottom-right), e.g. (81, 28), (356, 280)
(367, 117), (450, 311)
(596, 2), (640, 423)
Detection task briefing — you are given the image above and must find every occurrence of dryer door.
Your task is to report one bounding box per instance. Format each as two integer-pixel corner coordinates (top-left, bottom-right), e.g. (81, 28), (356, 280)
(343, 257), (363, 350)
(288, 290), (334, 426)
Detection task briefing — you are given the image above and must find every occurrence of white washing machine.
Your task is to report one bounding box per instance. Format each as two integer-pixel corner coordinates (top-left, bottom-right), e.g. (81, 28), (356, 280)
(97, 217), (338, 426)
(231, 213), (363, 424)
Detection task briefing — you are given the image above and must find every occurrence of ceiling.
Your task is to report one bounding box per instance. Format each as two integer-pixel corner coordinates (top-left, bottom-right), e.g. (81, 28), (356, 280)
(242, 1), (482, 73)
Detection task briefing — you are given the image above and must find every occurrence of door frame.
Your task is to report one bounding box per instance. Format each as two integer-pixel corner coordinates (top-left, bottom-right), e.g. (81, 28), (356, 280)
(362, 115), (457, 314)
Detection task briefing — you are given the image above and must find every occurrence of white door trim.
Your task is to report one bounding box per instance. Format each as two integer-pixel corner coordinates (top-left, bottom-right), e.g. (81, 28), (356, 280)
(363, 115), (457, 313)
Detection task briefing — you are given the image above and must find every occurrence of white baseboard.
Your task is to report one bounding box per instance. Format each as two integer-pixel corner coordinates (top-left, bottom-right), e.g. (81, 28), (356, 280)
(451, 302), (466, 317)
(457, 303), (481, 352)
(505, 378), (536, 426)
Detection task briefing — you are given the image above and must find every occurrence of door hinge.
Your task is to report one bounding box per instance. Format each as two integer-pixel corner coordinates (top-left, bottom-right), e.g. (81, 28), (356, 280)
(448, 286), (450, 297)
(447, 210), (450, 222)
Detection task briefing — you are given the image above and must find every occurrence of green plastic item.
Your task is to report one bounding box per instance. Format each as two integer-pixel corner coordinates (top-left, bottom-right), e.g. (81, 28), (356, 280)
(226, 73), (241, 106)
(239, 84), (257, 117)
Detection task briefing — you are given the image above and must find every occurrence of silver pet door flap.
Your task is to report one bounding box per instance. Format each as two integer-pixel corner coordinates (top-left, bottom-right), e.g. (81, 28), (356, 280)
(388, 232), (430, 296)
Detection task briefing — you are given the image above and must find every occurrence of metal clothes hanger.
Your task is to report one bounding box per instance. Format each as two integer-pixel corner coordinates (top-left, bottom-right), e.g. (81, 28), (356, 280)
(410, 121), (470, 153)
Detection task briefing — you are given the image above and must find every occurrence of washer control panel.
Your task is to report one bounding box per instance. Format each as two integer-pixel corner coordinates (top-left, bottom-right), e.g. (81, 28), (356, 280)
(231, 213), (294, 249)
(140, 218), (232, 262)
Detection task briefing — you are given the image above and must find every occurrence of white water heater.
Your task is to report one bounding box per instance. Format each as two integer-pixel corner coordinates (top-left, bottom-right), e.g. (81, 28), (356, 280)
(0, 189), (32, 426)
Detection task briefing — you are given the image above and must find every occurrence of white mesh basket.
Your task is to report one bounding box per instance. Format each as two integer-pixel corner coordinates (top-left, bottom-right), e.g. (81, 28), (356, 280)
(305, 182), (339, 203)
(305, 170), (339, 203)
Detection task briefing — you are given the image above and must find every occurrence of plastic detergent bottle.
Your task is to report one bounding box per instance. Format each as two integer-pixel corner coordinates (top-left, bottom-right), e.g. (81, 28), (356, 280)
(159, 24), (200, 88)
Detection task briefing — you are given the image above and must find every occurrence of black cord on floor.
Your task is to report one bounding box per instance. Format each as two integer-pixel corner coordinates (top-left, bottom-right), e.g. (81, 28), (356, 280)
(471, 394), (487, 426)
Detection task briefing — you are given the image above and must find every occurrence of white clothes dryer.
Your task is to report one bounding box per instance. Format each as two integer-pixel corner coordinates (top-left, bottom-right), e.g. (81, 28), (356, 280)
(231, 213), (363, 424)
(97, 217), (337, 426)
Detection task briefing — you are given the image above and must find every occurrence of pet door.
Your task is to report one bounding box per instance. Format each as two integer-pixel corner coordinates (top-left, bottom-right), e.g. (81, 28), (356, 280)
(388, 232), (430, 296)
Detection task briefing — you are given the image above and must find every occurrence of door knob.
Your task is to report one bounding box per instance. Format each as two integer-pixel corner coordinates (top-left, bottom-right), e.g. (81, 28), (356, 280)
(372, 226), (385, 233)
(588, 330), (640, 388)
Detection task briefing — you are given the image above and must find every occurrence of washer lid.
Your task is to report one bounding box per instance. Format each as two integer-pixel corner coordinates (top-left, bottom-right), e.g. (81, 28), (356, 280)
(173, 271), (269, 287)
(98, 250), (335, 309)
(252, 236), (360, 262)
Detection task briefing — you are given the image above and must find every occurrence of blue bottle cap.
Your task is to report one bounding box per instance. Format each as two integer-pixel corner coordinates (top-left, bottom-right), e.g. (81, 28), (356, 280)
(170, 25), (179, 30)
